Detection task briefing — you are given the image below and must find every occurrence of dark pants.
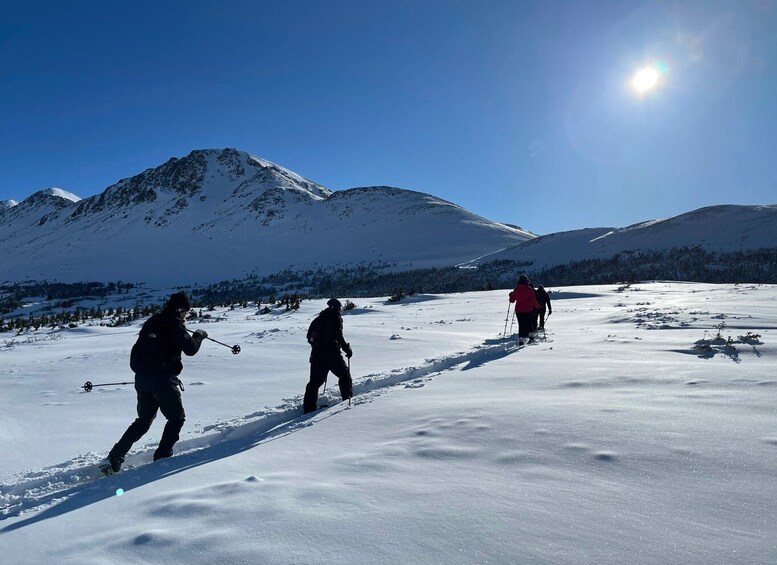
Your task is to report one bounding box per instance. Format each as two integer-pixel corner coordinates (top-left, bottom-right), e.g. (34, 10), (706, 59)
(517, 311), (534, 339)
(539, 306), (547, 330)
(110, 386), (186, 461)
(304, 349), (352, 414)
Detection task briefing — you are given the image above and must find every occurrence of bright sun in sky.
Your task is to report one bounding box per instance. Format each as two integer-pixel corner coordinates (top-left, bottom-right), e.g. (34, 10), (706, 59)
(632, 66), (660, 92)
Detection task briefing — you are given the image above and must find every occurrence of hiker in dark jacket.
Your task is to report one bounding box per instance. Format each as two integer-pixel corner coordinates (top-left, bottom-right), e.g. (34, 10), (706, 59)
(531, 284), (541, 333)
(102, 291), (206, 475)
(303, 298), (353, 414)
(536, 285), (552, 331)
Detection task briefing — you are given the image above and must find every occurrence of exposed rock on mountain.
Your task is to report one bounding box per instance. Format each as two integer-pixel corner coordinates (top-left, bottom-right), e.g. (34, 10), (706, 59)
(1, 149), (532, 285)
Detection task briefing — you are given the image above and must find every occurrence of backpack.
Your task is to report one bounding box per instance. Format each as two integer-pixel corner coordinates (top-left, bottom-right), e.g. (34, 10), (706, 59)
(307, 310), (335, 347)
(307, 313), (324, 346)
(130, 314), (173, 375)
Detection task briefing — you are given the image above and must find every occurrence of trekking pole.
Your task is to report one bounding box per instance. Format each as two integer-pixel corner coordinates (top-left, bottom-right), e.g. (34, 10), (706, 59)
(502, 302), (512, 337)
(185, 328), (241, 354)
(81, 380), (132, 392)
(348, 357), (352, 407)
(508, 312), (516, 335)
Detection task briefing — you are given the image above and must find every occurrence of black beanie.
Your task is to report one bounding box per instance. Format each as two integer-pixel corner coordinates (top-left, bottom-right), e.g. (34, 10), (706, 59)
(167, 291), (191, 311)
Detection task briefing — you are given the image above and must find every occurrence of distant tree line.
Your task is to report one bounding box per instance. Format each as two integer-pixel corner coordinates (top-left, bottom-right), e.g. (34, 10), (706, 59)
(2, 247), (775, 334)
(194, 247), (777, 303)
(0, 304), (159, 334)
(0, 281), (135, 315)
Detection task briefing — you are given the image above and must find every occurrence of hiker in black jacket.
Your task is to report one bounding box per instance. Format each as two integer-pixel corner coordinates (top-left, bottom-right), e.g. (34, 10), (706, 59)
(101, 291), (206, 475)
(536, 285), (552, 331)
(303, 298), (353, 413)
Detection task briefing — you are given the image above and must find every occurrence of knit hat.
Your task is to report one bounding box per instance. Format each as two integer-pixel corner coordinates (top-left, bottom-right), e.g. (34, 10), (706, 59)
(327, 298), (342, 311)
(167, 291), (192, 312)
(518, 274), (529, 284)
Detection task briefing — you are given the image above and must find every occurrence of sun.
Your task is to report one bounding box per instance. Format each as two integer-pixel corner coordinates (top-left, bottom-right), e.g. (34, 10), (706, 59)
(632, 66), (660, 92)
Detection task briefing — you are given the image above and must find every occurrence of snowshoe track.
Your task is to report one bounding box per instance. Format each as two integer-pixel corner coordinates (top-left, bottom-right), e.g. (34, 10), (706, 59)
(0, 333), (537, 520)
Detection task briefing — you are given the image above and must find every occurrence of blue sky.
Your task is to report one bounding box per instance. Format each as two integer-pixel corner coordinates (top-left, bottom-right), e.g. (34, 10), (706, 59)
(1, 0), (775, 234)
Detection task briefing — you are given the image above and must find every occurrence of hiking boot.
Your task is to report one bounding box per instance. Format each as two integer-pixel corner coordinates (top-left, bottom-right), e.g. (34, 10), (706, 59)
(100, 452), (124, 476)
(109, 452), (124, 473)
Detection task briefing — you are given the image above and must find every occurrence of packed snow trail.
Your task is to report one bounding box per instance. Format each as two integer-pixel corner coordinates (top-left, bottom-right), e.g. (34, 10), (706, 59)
(0, 333), (539, 521)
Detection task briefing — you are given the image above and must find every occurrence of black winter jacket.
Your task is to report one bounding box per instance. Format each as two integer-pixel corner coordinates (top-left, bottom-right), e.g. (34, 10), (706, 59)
(536, 287), (552, 311)
(131, 308), (202, 392)
(307, 308), (348, 354)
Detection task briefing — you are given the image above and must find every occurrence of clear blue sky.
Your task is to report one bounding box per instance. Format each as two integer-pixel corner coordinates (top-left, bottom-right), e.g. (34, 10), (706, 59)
(2, 0), (775, 234)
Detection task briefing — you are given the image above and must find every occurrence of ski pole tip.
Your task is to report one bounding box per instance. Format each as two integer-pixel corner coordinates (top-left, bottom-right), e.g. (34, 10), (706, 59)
(82, 381), (93, 392)
(231, 345), (241, 355)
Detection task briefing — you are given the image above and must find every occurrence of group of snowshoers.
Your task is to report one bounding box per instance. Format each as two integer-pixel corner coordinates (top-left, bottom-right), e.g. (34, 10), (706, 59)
(508, 273), (552, 346)
(101, 278), (551, 475)
(100, 293), (353, 475)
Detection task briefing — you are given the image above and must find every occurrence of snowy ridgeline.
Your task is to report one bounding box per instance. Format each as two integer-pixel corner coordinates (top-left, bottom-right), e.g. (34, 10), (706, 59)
(2, 148), (775, 288)
(0, 282), (776, 564)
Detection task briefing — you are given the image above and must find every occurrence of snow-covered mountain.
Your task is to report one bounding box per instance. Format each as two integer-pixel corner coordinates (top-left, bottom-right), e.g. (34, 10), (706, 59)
(0, 149), (533, 285)
(468, 204), (777, 269)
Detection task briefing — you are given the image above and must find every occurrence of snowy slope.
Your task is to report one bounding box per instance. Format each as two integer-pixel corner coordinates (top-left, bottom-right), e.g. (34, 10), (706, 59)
(0, 149), (533, 285)
(469, 204), (777, 269)
(1, 283), (775, 563)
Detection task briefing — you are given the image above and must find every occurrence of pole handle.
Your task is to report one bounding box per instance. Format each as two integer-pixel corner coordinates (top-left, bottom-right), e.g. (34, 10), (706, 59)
(185, 328), (241, 354)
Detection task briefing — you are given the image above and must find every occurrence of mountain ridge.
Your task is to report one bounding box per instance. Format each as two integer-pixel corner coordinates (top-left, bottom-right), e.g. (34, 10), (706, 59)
(467, 203), (777, 270)
(2, 149), (775, 287)
(0, 148), (532, 285)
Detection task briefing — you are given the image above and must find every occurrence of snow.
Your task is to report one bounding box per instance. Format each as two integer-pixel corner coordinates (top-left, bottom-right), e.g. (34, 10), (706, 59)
(1, 282), (775, 563)
(472, 204), (777, 269)
(42, 187), (81, 202)
(0, 149), (530, 286)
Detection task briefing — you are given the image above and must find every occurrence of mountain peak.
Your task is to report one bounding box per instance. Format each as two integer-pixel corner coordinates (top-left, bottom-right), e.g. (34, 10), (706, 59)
(69, 148), (331, 221)
(39, 187), (81, 202)
(20, 187), (81, 208)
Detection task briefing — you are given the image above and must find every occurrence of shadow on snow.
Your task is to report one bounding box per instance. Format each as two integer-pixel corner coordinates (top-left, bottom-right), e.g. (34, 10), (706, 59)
(0, 333), (530, 531)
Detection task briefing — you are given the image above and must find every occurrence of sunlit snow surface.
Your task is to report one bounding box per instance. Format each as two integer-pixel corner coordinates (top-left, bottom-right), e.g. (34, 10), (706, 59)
(1, 282), (775, 564)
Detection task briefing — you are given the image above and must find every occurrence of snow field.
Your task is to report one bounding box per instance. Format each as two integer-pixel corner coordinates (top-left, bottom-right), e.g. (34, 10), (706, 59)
(1, 282), (775, 564)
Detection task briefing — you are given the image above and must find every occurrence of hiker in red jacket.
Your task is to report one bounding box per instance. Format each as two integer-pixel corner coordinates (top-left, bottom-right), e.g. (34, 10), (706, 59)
(509, 274), (541, 345)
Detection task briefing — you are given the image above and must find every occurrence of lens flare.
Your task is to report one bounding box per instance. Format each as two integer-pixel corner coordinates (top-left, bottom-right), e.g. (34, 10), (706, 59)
(116, 488), (124, 496)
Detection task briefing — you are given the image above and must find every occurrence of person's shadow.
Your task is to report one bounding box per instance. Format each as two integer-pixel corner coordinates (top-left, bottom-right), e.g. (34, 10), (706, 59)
(0, 402), (318, 533)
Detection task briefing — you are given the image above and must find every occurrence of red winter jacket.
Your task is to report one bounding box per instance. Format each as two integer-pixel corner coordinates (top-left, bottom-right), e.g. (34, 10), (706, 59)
(509, 283), (540, 313)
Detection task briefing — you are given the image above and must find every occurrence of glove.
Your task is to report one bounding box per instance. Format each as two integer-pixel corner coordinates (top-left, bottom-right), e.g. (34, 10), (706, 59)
(343, 343), (353, 359)
(193, 329), (208, 341)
